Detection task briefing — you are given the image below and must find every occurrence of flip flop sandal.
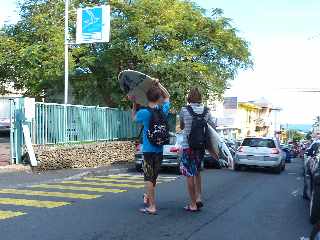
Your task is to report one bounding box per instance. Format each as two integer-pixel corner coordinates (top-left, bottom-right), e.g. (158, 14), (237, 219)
(140, 208), (157, 215)
(196, 201), (204, 209)
(184, 205), (199, 212)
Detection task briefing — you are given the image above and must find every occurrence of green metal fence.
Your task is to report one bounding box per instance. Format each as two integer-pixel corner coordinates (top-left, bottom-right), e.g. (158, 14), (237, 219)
(33, 103), (140, 145)
(9, 99), (176, 164)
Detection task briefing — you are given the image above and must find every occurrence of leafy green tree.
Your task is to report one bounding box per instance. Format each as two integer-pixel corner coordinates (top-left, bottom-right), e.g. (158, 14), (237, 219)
(287, 129), (305, 142)
(305, 131), (312, 140)
(0, 0), (252, 109)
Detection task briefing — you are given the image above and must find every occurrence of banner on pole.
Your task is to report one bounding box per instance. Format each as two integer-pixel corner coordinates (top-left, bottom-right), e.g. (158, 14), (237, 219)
(76, 5), (110, 44)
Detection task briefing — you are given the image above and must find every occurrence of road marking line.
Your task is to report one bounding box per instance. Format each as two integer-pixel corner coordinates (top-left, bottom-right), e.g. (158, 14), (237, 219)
(100, 174), (176, 181)
(60, 181), (144, 189)
(84, 177), (150, 184)
(0, 189), (101, 200)
(31, 184), (126, 193)
(0, 198), (70, 208)
(116, 174), (177, 179)
(0, 210), (26, 220)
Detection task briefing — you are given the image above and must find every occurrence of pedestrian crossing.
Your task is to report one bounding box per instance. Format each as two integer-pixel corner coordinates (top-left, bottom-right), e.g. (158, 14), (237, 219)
(60, 180), (145, 189)
(0, 189), (102, 200)
(0, 173), (178, 221)
(31, 184), (127, 193)
(0, 210), (26, 220)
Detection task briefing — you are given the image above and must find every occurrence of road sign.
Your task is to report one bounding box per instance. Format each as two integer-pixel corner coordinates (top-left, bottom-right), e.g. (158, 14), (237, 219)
(76, 5), (110, 44)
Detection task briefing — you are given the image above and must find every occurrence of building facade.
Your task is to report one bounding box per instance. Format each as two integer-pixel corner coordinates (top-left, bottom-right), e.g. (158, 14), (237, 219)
(209, 97), (281, 140)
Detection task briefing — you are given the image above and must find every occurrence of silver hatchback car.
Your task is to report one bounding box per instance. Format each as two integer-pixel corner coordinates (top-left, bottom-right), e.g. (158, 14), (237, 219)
(135, 133), (183, 173)
(234, 137), (285, 174)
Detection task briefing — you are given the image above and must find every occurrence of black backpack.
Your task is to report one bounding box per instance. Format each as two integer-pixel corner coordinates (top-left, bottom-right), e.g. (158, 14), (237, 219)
(147, 107), (170, 146)
(186, 106), (209, 150)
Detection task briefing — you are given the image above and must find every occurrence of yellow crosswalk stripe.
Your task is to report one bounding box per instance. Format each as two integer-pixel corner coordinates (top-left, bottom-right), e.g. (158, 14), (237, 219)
(31, 184), (126, 193)
(0, 189), (101, 200)
(0, 198), (70, 208)
(101, 174), (176, 181)
(60, 181), (144, 189)
(0, 210), (26, 220)
(112, 174), (177, 179)
(84, 177), (149, 184)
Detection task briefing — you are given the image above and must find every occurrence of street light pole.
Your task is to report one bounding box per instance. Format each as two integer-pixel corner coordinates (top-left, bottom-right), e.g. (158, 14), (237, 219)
(64, 0), (69, 143)
(64, 0), (69, 105)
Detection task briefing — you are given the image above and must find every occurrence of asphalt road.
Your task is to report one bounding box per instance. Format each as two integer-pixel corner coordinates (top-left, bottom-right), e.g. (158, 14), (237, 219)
(0, 158), (312, 240)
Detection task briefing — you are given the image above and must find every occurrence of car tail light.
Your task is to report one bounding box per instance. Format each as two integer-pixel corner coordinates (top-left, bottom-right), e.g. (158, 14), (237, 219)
(271, 148), (280, 154)
(237, 147), (244, 152)
(170, 147), (180, 153)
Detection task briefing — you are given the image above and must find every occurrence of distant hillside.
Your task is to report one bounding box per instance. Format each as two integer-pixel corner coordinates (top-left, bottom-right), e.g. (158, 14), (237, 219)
(283, 124), (312, 133)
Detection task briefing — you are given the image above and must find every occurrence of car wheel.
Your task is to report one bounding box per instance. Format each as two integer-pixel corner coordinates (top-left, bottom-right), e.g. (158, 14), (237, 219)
(135, 164), (143, 172)
(203, 161), (209, 169)
(281, 162), (286, 171)
(273, 164), (282, 174)
(175, 166), (181, 175)
(200, 161), (205, 170)
(310, 187), (320, 224)
(234, 164), (241, 171)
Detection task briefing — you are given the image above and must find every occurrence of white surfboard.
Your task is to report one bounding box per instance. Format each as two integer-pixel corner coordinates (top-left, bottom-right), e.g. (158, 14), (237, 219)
(206, 125), (234, 169)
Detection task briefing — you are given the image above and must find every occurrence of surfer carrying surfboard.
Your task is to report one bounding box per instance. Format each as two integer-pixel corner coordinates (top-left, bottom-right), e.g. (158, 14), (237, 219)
(132, 81), (170, 215)
(179, 88), (217, 212)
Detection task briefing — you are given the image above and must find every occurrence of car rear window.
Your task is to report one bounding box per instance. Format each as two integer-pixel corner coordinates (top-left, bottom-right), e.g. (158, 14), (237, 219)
(242, 138), (276, 148)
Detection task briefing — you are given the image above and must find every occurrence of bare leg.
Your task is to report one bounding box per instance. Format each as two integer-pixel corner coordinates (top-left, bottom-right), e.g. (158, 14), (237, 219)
(145, 181), (156, 212)
(195, 173), (202, 203)
(186, 176), (197, 210)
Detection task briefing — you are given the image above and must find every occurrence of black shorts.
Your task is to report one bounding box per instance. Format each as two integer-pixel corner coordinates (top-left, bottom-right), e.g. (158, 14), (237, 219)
(143, 153), (163, 184)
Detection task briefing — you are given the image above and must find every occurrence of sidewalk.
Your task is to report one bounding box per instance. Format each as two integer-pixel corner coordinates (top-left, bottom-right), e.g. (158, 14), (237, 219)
(0, 163), (136, 188)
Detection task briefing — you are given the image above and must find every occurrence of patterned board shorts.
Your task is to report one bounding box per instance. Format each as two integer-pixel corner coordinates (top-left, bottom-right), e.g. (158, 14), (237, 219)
(180, 148), (205, 177)
(143, 153), (163, 185)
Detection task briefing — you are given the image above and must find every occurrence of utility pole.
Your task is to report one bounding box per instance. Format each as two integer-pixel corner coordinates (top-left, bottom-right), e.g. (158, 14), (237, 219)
(64, 0), (69, 105)
(64, 0), (69, 143)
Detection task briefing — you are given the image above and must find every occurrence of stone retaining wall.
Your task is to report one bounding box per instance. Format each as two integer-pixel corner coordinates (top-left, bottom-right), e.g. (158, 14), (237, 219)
(33, 141), (135, 171)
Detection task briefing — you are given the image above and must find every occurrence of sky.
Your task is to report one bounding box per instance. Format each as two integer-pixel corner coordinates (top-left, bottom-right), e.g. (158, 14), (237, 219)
(196, 0), (320, 124)
(1, 0), (320, 124)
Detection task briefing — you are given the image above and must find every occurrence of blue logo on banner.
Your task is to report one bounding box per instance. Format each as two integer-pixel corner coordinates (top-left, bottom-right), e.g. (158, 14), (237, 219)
(82, 7), (102, 33)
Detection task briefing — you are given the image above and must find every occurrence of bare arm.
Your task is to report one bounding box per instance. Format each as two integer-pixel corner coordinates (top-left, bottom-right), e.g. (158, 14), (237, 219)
(153, 78), (170, 101)
(131, 103), (137, 120)
(207, 111), (217, 129)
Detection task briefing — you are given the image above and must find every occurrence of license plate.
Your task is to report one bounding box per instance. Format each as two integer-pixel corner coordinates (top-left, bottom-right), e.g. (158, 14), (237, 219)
(247, 155), (263, 161)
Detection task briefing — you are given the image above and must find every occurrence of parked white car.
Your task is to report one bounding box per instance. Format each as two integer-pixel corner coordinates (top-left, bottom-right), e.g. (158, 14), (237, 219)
(234, 137), (285, 174)
(0, 98), (11, 132)
(0, 117), (10, 132)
